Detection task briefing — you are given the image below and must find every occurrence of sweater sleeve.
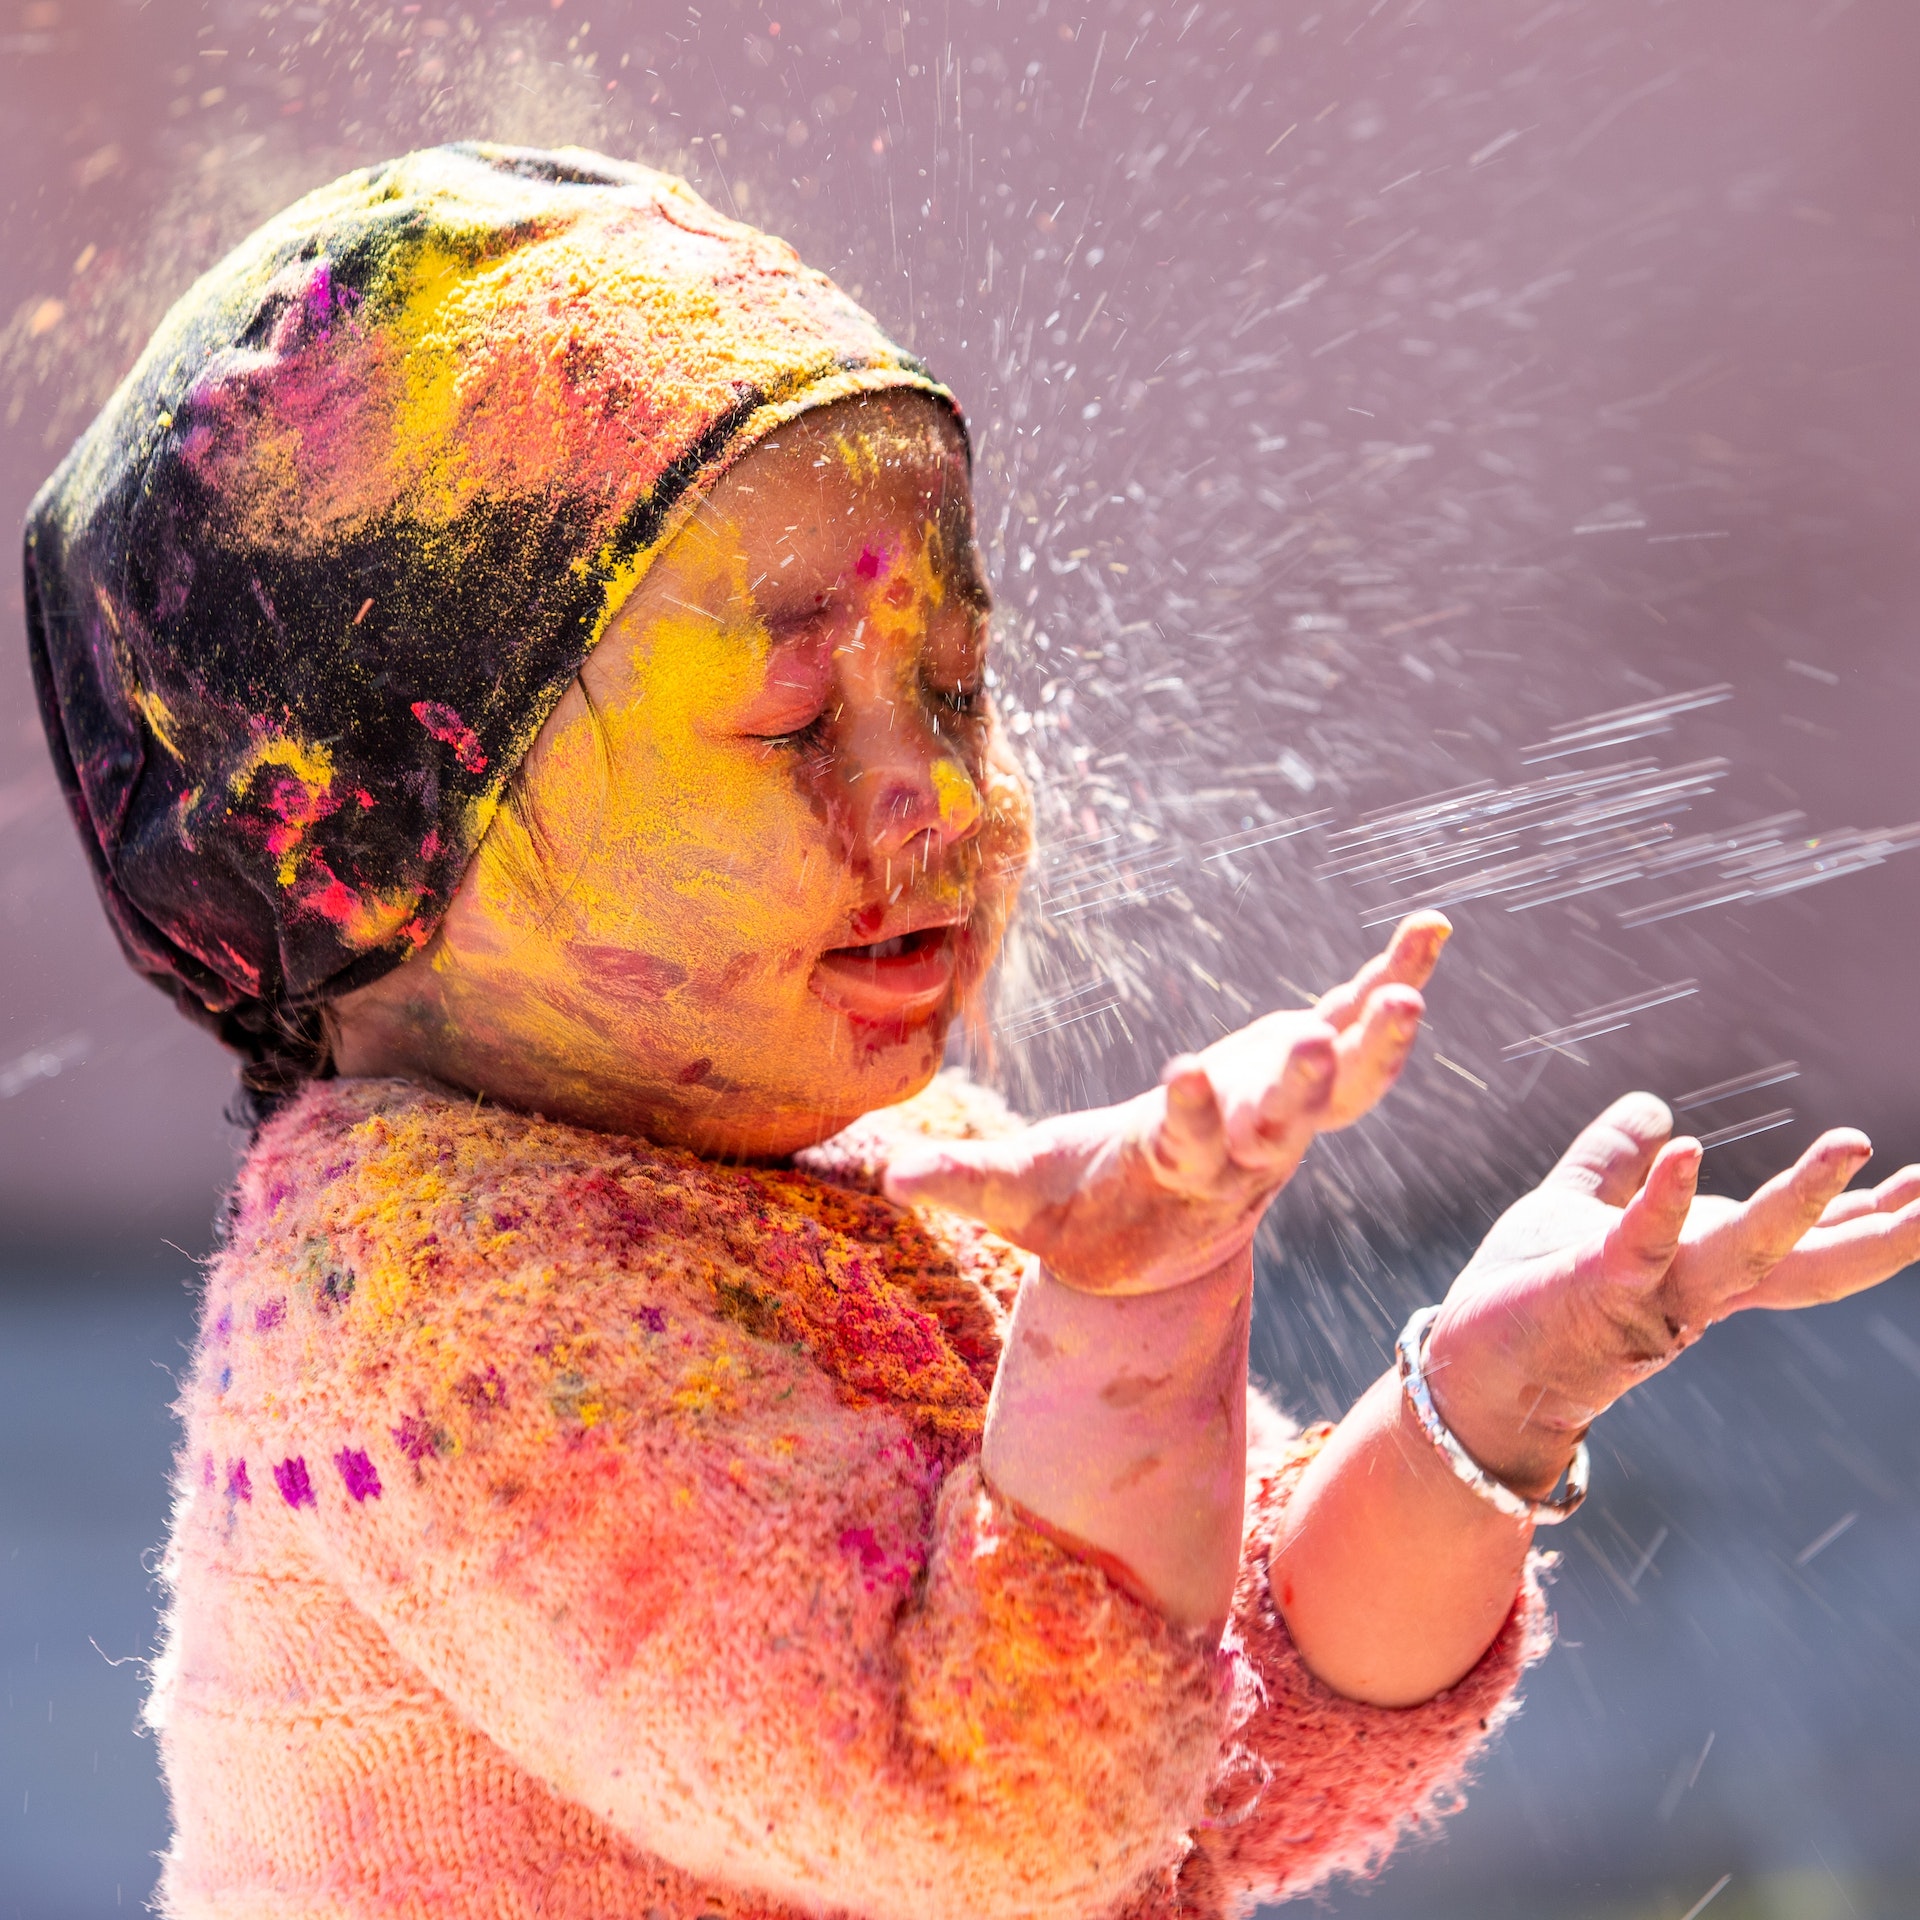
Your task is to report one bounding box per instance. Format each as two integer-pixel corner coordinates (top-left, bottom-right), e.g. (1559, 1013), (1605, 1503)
(1126, 1399), (1552, 1920)
(203, 1083), (1229, 1920)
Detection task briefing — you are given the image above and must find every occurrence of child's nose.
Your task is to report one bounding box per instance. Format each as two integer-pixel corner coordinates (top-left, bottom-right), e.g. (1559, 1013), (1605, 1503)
(857, 745), (984, 861)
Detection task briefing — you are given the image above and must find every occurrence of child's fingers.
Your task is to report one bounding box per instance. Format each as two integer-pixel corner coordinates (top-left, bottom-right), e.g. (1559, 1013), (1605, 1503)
(883, 1134), (1042, 1234)
(1320, 984), (1424, 1130)
(1706, 1130), (1873, 1278)
(1312, 913), (1452, 1031)
(1545, 1092), (1675, 1205)
(1738, 1194), (1920, 1310)
(1153, 1056), (1232, 1190)
(1810, 1162), (1916, 1228)
(1200, 1016), (1337, 1164)
(1603, 1137), (1701, 1285)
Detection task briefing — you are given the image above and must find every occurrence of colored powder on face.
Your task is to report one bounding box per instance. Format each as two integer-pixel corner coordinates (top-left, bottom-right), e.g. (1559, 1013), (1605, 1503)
(274, 1456), (316, 1509)
(334, 1448), (382, 1502)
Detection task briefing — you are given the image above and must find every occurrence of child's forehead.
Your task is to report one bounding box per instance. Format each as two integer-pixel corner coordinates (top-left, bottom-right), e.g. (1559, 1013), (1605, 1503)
(742, 395), (969, 500)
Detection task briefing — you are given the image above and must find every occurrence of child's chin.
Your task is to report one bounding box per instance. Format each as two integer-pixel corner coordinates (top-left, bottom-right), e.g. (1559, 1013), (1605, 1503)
(640, 1018), (950, 1160)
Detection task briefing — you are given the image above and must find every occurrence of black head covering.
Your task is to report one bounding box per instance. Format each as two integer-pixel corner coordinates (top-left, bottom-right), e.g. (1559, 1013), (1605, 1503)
(24, 142), (948, 1094)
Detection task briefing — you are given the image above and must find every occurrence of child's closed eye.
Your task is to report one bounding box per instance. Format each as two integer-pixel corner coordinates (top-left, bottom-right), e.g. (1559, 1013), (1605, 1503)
(738, 631), (834, 742)
(929, 680), (987, 728)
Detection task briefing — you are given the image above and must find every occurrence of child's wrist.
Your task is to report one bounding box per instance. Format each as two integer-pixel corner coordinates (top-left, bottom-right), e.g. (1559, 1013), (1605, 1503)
(1422, 1315), (1583, 1501)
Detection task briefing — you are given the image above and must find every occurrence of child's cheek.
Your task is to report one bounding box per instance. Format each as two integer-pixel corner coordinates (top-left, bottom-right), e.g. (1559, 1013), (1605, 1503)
(534, 662), (841, 1002)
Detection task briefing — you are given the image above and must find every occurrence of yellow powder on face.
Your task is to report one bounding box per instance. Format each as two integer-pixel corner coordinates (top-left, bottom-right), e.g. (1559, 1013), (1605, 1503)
(420, 499), (863, 1131)
(931, 757), (983, 835)
(355, 393), (1030, 1155)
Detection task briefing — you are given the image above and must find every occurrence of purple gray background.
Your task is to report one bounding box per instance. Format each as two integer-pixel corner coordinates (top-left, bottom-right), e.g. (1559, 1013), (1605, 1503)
(1, 1), (1917, 1915)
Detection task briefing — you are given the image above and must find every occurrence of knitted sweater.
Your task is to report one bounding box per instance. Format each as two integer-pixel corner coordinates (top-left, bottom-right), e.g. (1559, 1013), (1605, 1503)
(150, 1074), (1546, 1920)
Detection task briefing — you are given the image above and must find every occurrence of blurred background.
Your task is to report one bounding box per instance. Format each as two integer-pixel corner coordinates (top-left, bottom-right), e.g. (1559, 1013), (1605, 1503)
(2, 0), (1918, 1914)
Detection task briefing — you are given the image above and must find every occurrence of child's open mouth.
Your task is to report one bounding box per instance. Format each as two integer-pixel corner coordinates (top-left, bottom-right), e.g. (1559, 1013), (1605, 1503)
(810, 923), (959, 1022)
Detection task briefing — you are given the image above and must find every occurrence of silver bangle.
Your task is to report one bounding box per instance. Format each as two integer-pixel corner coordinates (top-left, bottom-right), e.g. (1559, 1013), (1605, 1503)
(1395, 1304), (1589, 1527)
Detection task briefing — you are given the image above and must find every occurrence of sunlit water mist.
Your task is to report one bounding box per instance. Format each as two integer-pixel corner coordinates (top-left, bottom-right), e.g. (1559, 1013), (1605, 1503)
(4, 7), (1920, 1912)
(5, 0), (1916, 1337)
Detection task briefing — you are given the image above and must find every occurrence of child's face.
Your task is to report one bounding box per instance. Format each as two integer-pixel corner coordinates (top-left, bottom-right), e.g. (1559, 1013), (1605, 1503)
(335, 393), (1030, 1156)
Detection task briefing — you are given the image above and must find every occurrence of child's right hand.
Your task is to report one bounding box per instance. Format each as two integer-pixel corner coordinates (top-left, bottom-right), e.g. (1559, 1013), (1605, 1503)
(1425, 1093), (1920, 1497)
(884, 913), (1450, 1294)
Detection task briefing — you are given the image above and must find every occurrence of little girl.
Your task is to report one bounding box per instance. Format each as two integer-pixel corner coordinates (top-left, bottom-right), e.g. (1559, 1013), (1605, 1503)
(26, 145), (1920, 1920)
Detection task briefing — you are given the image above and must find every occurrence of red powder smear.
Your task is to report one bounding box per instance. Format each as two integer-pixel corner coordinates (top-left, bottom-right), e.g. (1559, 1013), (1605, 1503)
(295, 850), (369, 931)
(854, 544), (887, 580)
(410, 701), (488, 774)
(573, 946), (688, 1004)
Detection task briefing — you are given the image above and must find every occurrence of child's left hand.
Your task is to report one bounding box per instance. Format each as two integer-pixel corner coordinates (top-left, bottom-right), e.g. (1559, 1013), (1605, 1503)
(884, 912), (1450, 1293)
(1425, 1093), (1920, 1496)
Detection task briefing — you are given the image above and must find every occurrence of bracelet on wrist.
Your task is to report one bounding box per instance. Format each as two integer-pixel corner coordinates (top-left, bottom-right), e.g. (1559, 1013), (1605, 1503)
(1395, 1304), (1589, 1527)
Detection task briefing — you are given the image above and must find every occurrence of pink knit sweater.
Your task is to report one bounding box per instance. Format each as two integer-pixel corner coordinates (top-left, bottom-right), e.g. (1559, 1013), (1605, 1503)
(150, 1075), (1546, 1919)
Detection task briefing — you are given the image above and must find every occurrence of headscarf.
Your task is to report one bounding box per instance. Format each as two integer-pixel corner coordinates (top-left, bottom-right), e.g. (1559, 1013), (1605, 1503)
(24, 143), (951, 1090)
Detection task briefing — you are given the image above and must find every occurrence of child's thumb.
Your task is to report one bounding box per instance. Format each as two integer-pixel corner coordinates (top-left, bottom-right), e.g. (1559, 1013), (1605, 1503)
(883, 1139), (1028, 1232)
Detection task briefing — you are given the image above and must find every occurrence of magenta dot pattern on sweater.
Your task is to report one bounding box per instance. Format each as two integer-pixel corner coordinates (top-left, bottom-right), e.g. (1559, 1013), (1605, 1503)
(334, 1448), (382, 1502)
(273, 1456), (315, 1509)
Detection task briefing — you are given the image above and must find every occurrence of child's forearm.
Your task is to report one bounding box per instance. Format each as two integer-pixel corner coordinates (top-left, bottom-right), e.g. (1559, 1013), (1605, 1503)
(1267, 1365), (1546, 1707)
(980, 1250), (1254, 1636)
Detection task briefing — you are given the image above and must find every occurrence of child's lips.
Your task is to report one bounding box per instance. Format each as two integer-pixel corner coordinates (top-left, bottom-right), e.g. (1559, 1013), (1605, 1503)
(810, 923), (959, 1021)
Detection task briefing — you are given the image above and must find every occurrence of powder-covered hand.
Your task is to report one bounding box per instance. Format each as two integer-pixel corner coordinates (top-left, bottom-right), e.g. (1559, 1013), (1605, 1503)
(883, 913), (1449, 1294)
(1426, 1093), (1920, 1496)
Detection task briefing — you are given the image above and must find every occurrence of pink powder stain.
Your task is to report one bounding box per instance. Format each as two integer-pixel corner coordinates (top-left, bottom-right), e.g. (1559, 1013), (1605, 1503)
(854, 544), (888, 581)
(226, 1459), (252, 1504)
(411, 701), (488, 775)
(302, 872), (360, 924)
(836, 1525), (923, 1591)
(254, 1298), (285, 1332)
(391, 1413), (439, 1461)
